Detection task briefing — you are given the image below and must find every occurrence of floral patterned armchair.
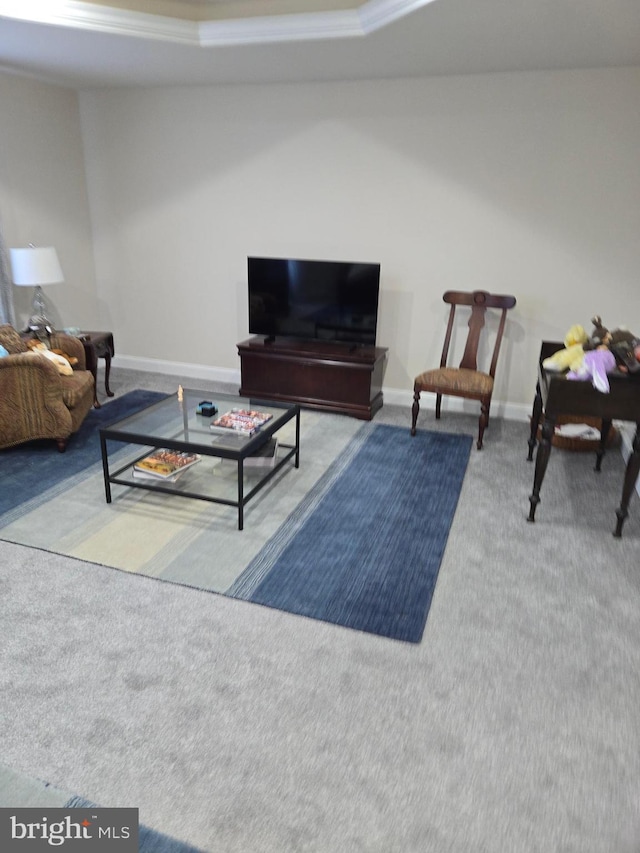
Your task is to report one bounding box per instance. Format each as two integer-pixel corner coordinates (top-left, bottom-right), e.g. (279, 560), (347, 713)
(0, 324), (95, 452)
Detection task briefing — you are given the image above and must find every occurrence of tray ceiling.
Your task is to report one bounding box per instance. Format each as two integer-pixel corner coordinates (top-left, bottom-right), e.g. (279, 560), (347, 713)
(0, 0), (639, 89)
(78, 1), (368, 22)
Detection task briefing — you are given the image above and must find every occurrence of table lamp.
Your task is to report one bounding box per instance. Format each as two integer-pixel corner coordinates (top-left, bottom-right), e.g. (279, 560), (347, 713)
(10, 245), (64, 329)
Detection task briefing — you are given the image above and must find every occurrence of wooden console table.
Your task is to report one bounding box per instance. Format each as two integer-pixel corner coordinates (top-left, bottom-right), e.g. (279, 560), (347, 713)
(527, 340), (640, 537)
(79, 331), (115, 408)
(238, 336), (388, 420)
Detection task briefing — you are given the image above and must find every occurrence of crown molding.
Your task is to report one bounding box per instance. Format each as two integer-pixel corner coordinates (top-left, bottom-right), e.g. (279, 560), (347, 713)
(359, 0), (438, 34)
(0, 0), (198, 43)
(0, 0), (439, 46)
(199, 9), (363, 46)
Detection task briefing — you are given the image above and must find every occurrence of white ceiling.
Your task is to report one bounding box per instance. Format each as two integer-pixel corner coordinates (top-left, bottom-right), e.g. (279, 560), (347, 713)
(0, 0), (639, 89)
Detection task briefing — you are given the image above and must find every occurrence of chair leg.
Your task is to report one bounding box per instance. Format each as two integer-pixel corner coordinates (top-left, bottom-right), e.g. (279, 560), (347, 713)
(477, 400), (490, 450)
(435, 393), (442, 420)
(411, 389), (421, 436)
(56, 438), (68, 453)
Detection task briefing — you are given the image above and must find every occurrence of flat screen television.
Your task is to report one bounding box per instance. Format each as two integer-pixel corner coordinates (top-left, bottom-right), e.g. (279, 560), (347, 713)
(247, 256), (381, 347)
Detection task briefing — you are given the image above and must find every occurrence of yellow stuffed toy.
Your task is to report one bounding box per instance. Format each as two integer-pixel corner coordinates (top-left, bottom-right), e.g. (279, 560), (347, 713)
(542, 324), (588, 372)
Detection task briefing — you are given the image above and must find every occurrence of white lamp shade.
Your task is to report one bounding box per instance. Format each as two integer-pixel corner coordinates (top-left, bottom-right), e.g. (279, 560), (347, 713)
(10, 247), (64, 286)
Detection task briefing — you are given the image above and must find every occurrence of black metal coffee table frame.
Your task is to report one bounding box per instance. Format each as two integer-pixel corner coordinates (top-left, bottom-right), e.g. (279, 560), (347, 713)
(99, 389), (300, 530)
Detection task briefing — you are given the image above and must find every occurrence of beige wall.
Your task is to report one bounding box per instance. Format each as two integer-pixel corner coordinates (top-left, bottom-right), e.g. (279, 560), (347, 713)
(3, 67), (637, 409)
(0, 73), (98, 330)
(78, 67), (640, 409)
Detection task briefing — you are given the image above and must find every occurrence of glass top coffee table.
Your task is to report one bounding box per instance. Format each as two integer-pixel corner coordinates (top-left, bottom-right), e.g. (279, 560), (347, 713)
(99, 388), (300, 530)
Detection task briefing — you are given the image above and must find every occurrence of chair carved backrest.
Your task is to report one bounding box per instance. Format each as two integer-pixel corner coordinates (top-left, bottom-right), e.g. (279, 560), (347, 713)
(440, 290), (516, 377)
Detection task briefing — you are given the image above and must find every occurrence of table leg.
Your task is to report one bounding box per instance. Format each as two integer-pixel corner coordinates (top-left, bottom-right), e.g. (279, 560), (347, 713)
(91, 366), (101, 408)
(528, 413), (555, 522)
(613, 423), (640, 538)
(100, 433), (112, 503)
(238, 460), (244, 531)
(104, 351), (114, 397)
(595, 419), (612, 472)
(527, 383), (543, 461)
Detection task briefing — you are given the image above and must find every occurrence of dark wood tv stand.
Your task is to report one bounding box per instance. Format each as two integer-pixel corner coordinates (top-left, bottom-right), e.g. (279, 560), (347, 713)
(238, 336), (387, 420)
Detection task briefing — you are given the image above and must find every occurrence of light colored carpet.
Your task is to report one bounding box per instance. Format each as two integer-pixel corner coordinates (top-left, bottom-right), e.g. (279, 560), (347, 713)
(1, 365), (639, 853)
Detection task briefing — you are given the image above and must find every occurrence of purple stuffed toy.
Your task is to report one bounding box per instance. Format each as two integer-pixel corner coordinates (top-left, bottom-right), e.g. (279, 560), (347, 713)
(567, 347), (617, 393)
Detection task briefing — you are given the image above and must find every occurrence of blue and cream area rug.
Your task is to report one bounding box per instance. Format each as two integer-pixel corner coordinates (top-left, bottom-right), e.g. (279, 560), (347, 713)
(0, 762), (203, 851)
(0, 391), (472, 643)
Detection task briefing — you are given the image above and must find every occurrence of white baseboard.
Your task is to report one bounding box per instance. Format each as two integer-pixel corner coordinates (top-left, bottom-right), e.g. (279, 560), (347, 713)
(114, 353), (533, 421)
(113, 354), (239, 386)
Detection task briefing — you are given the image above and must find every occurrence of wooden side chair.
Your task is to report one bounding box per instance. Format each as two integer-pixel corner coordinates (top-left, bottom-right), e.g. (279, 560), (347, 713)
(411, 290), (517, 449)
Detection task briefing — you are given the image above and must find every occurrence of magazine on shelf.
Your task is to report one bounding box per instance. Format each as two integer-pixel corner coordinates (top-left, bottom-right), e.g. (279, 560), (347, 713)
(209, 408), (273, 436)
(133, 448), (201, 480)
(244, 438), (279, 469)
(133, 468), (184, 483)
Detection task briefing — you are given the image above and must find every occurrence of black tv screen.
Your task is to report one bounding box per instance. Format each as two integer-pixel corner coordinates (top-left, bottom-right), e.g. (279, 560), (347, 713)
(248, 257), (380, 346)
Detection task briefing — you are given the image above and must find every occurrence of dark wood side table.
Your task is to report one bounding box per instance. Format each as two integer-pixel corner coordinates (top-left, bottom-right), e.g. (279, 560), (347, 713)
(79, 331), (115, 408)
(527, 340), (640, 537)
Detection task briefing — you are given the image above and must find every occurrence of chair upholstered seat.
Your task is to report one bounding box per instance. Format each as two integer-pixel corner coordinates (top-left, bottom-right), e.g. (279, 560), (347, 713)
(415, 367), (493, 398)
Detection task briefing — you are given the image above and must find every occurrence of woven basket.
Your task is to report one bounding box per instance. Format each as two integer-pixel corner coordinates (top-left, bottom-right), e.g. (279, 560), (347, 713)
(536, 414), (619, 452)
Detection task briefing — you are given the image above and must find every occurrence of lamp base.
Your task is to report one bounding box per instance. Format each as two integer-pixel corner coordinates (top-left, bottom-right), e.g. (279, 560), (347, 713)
(32, 285), (50, 320)
(27, 318), (53, 345)
(26, 286), (53, 334)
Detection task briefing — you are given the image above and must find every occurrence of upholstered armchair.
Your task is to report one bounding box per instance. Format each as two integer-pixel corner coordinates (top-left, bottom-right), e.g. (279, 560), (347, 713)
(0, 324), (95, 452)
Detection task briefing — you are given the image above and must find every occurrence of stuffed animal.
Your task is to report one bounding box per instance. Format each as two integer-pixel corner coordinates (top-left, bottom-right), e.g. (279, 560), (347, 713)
(609, 330), (640, 374)
(565, 324), (589, 348)
(583, 315), (611, 350)
(583, 317), (638, 355)
(25, 337), (78, 366)
(583, 319), (640, 374)
(25, 341), (74, 376)
(567, 347), (617, 393)
(541, 325), (588, 372)
(52, 348), (78, 366)
(542, 317), (640, 380)
(562, 314), (625, 392)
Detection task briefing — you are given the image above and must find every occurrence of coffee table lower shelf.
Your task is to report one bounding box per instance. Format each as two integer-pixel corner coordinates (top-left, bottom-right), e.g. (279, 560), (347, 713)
(101, 445), (297, 531)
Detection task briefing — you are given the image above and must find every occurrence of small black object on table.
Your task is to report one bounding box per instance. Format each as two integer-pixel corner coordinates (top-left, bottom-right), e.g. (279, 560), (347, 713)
(527, 341), (640, 538)
(78, 331), (114, 408)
